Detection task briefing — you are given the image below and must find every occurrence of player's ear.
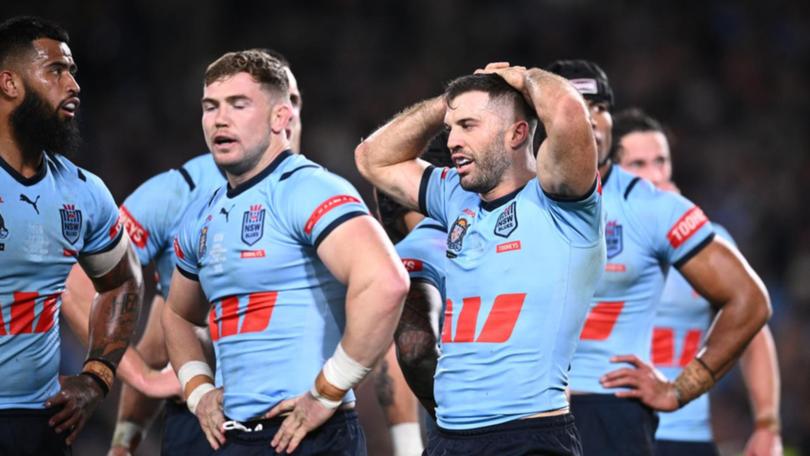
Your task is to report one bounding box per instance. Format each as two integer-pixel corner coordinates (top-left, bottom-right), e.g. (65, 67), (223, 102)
(0, 70), (22, 99)
(507, 120), (530, 150)
(270, 101), (292, 135)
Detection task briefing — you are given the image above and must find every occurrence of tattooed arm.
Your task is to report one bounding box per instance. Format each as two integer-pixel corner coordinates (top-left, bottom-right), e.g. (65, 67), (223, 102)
(47, 243), (143, 445)
(394, 280), (442, 418)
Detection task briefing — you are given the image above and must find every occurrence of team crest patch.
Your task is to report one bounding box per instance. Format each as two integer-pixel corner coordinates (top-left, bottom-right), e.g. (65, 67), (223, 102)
(198, 226), (208, 257)
(606, 220), (623, 259)
(494, 201), (518, 238)
(241, 204), (266, 246)
(59, 204), (82, 245)
(446, 216), (469, 258)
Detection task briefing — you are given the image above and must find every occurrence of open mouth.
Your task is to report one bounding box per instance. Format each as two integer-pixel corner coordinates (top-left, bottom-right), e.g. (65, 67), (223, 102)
(59, 98), (80, 116)
(212, 134), (238, 147)
(453, 155), (473, 173)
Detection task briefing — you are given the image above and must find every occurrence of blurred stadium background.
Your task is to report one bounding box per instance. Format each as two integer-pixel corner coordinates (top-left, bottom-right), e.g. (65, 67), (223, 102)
(5, 1), (809, 454)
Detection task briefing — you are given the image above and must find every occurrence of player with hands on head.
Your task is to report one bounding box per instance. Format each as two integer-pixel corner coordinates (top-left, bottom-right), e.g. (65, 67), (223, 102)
(356, 61), (604, 455)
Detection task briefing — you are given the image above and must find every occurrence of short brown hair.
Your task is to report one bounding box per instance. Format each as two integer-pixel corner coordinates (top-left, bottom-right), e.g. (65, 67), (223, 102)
(445, 73), (537, 126)
(204, 49), (288, 96)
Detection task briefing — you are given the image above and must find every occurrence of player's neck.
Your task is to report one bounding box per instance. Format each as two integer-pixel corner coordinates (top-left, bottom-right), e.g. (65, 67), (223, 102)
(226, 140), (289, 188)
(0, 133), (44, 178)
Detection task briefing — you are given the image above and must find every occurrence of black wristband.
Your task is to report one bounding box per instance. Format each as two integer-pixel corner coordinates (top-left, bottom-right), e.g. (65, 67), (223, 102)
(80, 371), (110, 397)
(84, 356), (117, 375)
(694, 357), (717, 382)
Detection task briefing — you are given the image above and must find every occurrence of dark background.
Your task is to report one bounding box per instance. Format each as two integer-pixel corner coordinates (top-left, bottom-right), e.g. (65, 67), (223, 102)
(5, 0), (810, 454)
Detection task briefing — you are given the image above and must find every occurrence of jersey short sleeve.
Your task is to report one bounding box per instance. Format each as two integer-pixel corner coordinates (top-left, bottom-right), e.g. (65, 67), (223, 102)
(640, 187), (716, 268)
(120, 170), (191, 265)
(80, 169), (124, 255)
(395, 221), (446, 291)
(534, 175), (603, 247)
(280, 168), (369, 248)
(173, 198), (206, 280)
(419, 166), (466, 227)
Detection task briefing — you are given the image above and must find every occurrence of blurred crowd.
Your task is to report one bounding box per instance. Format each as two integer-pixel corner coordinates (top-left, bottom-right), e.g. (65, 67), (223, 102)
(6, 0), (808, 454)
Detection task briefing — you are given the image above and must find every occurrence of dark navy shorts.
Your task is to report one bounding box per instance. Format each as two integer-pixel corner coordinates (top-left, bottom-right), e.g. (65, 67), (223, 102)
(426, 413), (582, 456)
(162, 400), (214, 455)
(215, 409), (366, 455)
(0, 408), (71, 456)
(655, 439), (719, 456)
(571, 394), (659, 456)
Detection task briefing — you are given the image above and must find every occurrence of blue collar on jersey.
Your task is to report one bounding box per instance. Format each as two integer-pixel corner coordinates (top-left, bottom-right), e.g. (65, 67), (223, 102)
(479, 184), (526, 212)
(0, 151), (49, 186)
(226, 150), (293, 198)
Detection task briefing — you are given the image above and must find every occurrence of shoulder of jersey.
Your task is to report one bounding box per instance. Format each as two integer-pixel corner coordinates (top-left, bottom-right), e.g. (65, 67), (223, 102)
(46, 153), (101, 186)
(606, 166), (654, 202)
(275, 154), (326, 185)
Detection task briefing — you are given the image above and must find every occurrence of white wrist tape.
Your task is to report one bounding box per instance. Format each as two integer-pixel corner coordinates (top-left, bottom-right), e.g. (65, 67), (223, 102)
(187, 383), (216, 414)
(177, 360), (214, 392)
(322, 344), (372, 391)
(111, 420), (144, 449)
(390, 422), (424, 456)
(309, 386), (342, 410)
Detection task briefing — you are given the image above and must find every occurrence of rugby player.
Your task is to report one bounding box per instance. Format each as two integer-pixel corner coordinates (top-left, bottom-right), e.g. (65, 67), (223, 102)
(356, 62), (604, 455)
(163, 49), (408, 455)
(0, 16), (143, 454)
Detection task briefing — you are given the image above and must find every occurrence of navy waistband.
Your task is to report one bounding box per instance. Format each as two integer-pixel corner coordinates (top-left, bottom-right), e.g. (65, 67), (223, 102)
(438, 413), (575, 437)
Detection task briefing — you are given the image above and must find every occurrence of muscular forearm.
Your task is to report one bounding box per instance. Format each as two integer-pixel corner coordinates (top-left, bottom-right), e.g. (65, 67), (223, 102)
(740, 326), (781, 428)
(355, 96), (445, 208)
(87, 277), (142, 368)
(524, 68), (596, 197)
(394, 282), (441, 417)
(674, 289), (769, 405)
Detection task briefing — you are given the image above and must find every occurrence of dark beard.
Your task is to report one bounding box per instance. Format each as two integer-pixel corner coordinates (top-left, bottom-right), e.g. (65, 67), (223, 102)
(9, 83), (81, 160)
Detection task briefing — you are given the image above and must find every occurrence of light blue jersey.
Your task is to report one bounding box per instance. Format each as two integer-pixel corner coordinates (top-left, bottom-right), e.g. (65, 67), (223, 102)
(395, 218), (446, 299)
(0, 153), (123, 408)
(119, 153), (226, 386)
(174, 151), (369, 421)
(420, 166), (605, 430)
(653, 224), (734, 442)
(119, 154), (225, 298)
(570, 166), (716, 394)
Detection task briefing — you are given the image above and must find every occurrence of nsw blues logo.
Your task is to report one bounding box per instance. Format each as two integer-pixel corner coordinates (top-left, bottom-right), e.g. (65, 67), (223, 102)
(446, 216), (469, 258)
(494, 201), (518, 238)
(606, 220), (623, 259)
(241, 204), (266, 246)
(59, 204), (82, 245)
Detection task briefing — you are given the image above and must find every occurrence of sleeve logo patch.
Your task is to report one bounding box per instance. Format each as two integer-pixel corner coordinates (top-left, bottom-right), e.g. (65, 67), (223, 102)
(667, 206), (709, 248)
(304, 195), (360, 235)
(401, 258), (423, 272)
(119, 205), (148, 248)
(173, 237), (185, 260)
